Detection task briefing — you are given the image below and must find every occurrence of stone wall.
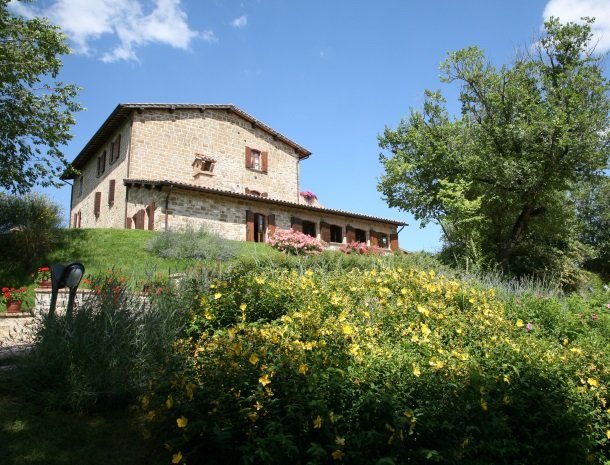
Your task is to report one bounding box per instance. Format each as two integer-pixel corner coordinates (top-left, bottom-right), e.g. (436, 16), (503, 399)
(70, 121), (131, 229)
(129, 109), (301, 202)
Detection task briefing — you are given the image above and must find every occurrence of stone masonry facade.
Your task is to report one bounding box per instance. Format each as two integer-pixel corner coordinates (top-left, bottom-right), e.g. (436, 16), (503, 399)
(67, 104), (405, 249)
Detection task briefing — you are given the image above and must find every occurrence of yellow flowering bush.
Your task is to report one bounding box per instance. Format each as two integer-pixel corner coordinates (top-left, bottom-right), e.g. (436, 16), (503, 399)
(143, 261), (610, 464)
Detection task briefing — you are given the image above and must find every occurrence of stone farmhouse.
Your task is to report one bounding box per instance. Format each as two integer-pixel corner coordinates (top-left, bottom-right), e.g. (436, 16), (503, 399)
(66, 103), (405, 250)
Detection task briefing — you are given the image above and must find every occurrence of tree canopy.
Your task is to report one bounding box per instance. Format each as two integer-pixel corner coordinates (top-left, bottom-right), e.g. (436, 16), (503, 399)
(378, 18), (610, 283)
(0, 0), (81, 194)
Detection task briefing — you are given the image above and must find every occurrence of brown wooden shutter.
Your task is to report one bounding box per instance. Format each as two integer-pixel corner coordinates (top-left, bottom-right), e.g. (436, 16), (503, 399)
(346, 225), (355, 243)
(291, 217), (303, 233)
(78, 211), (81, 228)
(147, 202), (155, 230)
(246, 210), (254, 241)
(108, 180), (116, 205)
(73, 213), (77, 228)
(261, 151), (268, 173)
(390, 233), (399, 251)
(320, 221), (331, 242)
(126, 217), (132, 229)
(370, 230), (378, 247)
(267, 214), (276, 237)
(245, 147), (252, 168)
(135, 209), (145, 229)
(94, 192), (101, 217)
(114, 134), (121, 161)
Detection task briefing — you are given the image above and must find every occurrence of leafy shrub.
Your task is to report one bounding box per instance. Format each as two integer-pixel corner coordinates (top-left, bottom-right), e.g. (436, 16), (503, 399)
(267, 229), (324, 255)
(145, 226), (238, 262)
(16, 270), (188, 411)
(143, 264), (610, 465)
(0, 193), (62, 272)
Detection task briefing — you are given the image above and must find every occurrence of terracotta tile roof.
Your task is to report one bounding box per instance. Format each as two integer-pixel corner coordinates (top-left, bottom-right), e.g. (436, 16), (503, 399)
(124, 179), (407, 226)
(66, 103), (312, 176)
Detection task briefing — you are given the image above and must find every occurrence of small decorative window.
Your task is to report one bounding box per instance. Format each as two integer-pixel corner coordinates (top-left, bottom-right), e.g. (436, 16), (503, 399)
(192, 153), (216, 177)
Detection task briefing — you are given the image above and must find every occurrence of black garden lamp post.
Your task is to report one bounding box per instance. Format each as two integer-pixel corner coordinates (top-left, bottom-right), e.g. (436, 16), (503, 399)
(49, 262), (85, 318)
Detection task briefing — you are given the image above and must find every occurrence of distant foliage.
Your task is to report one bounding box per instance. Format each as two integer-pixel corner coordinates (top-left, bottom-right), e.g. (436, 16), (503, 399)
(0, 193), (62, 270)
(267, 229), (324, 255)
(145, 227), (238, 262)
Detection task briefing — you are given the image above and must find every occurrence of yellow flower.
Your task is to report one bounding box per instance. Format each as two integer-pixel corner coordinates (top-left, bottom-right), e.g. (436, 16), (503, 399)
(420, 323), (431, 336)
(516, 319), (524, 328)
(480, 398), (488, 411)
(214, 292), (222, 300)
(255, 276), (265, 284)
(412, 364), (421, 377)
(313, 415), (323, 429)
(172, 451), (183, 464)
(298, 363), (309, 375)
(342, 324), (353, 336)
(259, 374), (271, 386)
(240, 303), (247, 311)
(249, 353), (259, 365)
(587, 377), (599, 387)
(606, 430), (610, 440)
(176, 416), (188, 428)
(335, 436), (346, 446)
(417, 305), (430, 317)
(165, 395), (173, 409)
(331, 449), (345, 460)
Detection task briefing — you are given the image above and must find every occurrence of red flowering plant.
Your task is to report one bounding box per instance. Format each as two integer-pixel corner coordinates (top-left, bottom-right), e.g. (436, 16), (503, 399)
(1, 287), (29, 305)
(267, 229), (324, 255)
(33, 266), (51, 283)
(339, 241), (381, 255)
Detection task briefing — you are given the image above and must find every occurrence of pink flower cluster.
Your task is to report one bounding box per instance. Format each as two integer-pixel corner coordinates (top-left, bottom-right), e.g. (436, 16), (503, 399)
(339, 241), (381, 255)
(267, 229), (324, 255)
(300, 191), (317, 201)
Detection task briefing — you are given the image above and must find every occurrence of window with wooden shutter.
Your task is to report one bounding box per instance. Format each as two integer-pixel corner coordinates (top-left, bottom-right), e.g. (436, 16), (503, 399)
(78, 211), (81, 228)
(261, 151), (268, 173)
(108, 180), (116, 205)
(369, 230), (378, 247)
(267, 214), (276, 237)
(113, 134), (121, 162)
(73, 213), (77, 228)
(147, 202), (155, 231)
(94, 192), (101, 217)
(330, 225), (342, 243)
(245, 147), (252, 169)
(246, 210), (254, 241)
(355, 229), (366, 243)
(346, 225), (355, 243)
(302, 221), (316, 238)
(320, 222), (330, 243)
(291, 217), (303, 233)
(134, 209), (145, 229)
(390, 233), (399, 251)
(254, 213), (266, 242)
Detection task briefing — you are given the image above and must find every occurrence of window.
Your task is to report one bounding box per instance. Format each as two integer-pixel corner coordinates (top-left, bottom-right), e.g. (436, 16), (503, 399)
(94, 192), (101, 217)
(379, 234), (389, 248)
(355, 228), (366, 243)
(330, 225), (342, 243)
(246, 210), (270, 243)
(110, 135), (121, 163)
(97, 151), (106, 176)
(192, 153), (215, 177)
(108, 179), (116, 205)
(245, 147), (268, 173)
(302, 220), (316, 238)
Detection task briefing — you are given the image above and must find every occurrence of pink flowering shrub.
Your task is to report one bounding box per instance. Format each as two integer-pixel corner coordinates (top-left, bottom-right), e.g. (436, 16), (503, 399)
(267, 229), (324, 255)
(339, 241), (381, 255)
(299, 190), (317, 201)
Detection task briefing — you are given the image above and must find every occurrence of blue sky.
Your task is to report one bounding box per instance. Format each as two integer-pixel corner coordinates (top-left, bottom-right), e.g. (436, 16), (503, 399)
(9, 0), (610, 251)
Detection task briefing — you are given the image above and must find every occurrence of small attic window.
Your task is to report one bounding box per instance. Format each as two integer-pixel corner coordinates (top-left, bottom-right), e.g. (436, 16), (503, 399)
(192, 153), (216, 177)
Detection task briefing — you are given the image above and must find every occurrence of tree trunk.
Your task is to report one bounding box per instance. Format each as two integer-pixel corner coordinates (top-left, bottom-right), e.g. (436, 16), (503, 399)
(500, 204), (534, 270)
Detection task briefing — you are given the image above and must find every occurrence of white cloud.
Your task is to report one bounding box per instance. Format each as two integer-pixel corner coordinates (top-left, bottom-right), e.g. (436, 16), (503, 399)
(543, 0), (610, 52)
(8, 0), (213, 62)
(231, 14), (247, 28)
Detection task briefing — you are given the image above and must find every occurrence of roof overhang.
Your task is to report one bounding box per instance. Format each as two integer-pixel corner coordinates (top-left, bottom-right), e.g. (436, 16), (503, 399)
(124, 179), (407, 227)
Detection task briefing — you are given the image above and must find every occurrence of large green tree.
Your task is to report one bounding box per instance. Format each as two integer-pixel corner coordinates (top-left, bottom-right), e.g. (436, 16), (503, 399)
(378, 18), (610, 281)
(0, 0), (81, 194)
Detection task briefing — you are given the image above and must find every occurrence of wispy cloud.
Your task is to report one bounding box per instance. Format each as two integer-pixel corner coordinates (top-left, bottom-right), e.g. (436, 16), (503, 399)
(543, 0), (610, 52)
(231, 14), (247, 28)
(8, 0), (215, 62)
